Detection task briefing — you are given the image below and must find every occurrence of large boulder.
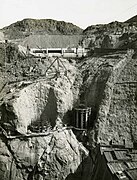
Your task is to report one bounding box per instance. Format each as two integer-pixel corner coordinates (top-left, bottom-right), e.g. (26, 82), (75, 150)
(0, 129), (91, 180)
(0, 58), (81, 134)
(1, 78), (76, 134)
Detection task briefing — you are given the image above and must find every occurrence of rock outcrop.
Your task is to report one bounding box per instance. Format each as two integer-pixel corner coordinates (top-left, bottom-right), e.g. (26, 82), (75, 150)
(126, 15), (137, 23)
(0, 45), (136, 179)
(79, 49), (136, 147)
(0, 129), (91, 180)
(1, 15), (137, 180)
(82, 19), (137, 49)
(0, 31), (4, 41)
(0, 56), (81, 134)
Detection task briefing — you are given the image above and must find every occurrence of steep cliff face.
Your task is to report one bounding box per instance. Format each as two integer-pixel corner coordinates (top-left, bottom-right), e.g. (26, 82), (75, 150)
(0, 44), (96, 180)
(0, 129), (90, 180)
(82, 20), (137, 49)
(1, 16), (137, 179)
(104, 55), (137, 144)
(0, 31), (4, 41)
(0, 57), (81, 134)
(79, 50), (135, 146)
(0, 48), (137, 179)
(0, 138), (24, 180)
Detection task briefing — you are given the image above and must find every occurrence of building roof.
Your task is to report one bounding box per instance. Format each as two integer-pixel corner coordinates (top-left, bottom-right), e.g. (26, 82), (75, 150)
(100, 145), (137, 180)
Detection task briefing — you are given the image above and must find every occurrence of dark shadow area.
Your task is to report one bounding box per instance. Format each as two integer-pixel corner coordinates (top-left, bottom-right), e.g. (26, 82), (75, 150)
(0, 103), (16, 124)
(65, 156), (92, 180)
(40, 87), (58, 128)
(63, 109), (74, 126)
(87, 107), (97, 129)
(0, 103), (17, 135)
(27, 153), (93, 180)
(83, 66), (112, 129)
(27, 138), (41, 180)
(28, 87), (58, 132)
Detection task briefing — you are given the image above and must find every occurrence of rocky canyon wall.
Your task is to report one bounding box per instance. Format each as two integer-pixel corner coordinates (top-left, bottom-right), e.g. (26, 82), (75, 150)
(0, 46), (136, 180)
(80, 50), (136, 147)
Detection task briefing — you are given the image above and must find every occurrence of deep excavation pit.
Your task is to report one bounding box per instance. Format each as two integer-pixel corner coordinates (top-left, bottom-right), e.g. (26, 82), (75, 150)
(0, 48), (93, 180)
(0, 42), (137, 180)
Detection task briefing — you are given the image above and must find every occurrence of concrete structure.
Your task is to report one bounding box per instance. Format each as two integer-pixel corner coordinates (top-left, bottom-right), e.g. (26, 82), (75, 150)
(29, 47), (89, 58)
(74, 105), (91, 129)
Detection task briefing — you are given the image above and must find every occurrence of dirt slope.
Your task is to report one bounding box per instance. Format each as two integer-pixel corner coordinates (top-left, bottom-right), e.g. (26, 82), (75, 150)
(19, 34), (82, 48)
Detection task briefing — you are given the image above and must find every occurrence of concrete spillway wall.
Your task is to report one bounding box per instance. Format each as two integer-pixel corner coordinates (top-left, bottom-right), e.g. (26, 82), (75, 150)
(29, 47), (89, 58)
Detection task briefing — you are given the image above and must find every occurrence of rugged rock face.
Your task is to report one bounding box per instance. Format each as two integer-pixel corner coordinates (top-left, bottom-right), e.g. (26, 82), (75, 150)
(0, 56), (81, 134)
(0, 40), (93, 179)
(126, 15), (137, 23)
(82, 20), (137, 49)
(1, 16), (137, 180)
(0, 44), (136, 179)
(104, 55), (137, 144)
(1, 80), (74, 134)
(0, 129), (90, 180)
(0, 31), (4, 41)
(79, 49), (136, 147)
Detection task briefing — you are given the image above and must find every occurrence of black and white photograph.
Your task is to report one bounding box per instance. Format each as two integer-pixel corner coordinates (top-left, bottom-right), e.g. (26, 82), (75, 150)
(0, 0), (137, 179)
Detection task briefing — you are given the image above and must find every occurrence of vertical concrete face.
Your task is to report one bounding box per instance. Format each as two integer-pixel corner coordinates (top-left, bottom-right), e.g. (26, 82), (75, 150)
(30, 47), (87, 58)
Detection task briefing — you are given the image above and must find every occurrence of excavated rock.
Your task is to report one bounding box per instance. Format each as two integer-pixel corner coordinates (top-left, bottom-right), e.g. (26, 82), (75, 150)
(36, 129), (89, 180)
(0, 58), (81, 134)
(0, 48), (93, 180)
(0, 138), (24, 180)
(79, 49), (135, 147)
(104, 55), (137, 144)
(0, 129), (91, 180)
(1, 16), (137, 180)
(0, 31), (4, 41)
(0, 35), (137, 179)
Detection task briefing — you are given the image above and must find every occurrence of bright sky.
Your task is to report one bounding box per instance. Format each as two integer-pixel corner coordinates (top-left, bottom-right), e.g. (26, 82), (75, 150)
(1, 0), (137, 29)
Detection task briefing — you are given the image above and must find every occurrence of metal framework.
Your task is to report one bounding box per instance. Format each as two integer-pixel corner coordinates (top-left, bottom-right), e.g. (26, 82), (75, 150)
(45, 56), (72, 84)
